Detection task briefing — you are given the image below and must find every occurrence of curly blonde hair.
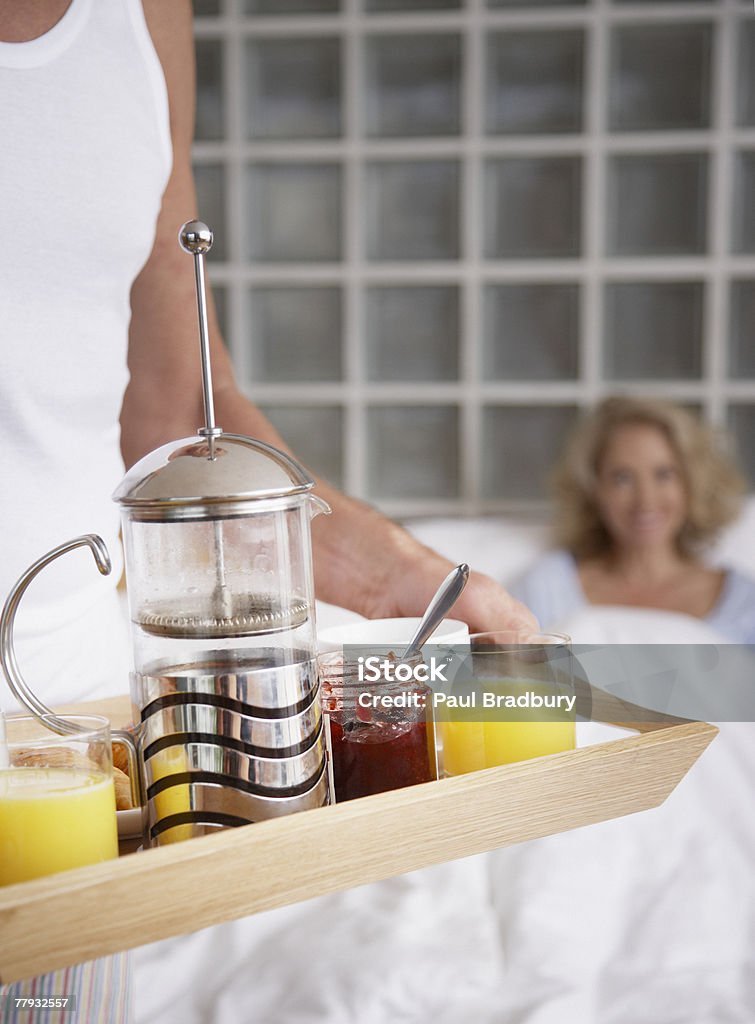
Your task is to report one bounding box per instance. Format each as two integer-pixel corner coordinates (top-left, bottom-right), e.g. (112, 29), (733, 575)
(552, 396), (746, 559)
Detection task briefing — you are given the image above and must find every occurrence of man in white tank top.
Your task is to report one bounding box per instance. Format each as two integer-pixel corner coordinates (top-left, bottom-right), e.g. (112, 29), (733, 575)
(0, 2), (534, 1022)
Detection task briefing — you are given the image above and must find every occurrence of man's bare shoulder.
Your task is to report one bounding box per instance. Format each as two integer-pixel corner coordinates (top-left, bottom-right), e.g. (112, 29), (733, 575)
(141, 0), (194, 151)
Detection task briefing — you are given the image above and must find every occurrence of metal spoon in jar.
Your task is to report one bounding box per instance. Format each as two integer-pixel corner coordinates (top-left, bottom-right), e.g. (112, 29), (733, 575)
(401, 563), (470, 662)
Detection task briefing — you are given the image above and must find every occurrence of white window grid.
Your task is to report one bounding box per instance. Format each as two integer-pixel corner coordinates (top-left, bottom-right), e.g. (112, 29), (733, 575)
(192, 0), (755, 517)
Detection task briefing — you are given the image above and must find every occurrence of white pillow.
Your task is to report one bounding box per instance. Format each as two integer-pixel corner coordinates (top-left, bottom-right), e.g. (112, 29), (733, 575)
(553, 605), (729, 645)
(710, 494), (755, 578)
(405, 515), (549, 586)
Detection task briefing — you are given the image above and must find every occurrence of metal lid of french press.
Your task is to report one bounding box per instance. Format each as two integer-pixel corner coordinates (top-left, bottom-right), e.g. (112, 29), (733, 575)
(113, 434), (315, 518)
(112, 220), (315, 521)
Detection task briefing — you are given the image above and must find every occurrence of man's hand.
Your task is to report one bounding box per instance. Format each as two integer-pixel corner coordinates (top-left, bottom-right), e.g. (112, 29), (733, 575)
(311, 491), (538, 634)
(371, 564), (538, 635)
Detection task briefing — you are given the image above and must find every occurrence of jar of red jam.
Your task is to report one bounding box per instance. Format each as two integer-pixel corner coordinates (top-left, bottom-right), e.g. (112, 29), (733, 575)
(318, 651), (438, 803)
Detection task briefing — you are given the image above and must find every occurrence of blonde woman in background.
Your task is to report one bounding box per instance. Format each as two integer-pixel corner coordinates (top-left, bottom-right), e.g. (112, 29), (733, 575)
(512, 396), (755, 642)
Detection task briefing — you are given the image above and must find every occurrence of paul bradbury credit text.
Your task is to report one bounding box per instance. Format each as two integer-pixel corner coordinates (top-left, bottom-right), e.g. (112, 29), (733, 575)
(357, 691), (577, 713)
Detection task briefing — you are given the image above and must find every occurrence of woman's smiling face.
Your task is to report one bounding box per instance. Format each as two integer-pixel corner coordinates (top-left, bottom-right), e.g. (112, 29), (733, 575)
(594, 422), (689, 554)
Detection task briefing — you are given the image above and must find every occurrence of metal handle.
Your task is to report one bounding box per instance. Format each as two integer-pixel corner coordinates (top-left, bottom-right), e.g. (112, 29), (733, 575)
(0, 534), (111, 736)
(178, 219), (222, 452)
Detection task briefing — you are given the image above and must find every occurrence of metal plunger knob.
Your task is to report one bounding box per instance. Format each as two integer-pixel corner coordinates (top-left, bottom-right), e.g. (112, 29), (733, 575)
(179, 219), (222, 445)
(179, 220), (213, 255)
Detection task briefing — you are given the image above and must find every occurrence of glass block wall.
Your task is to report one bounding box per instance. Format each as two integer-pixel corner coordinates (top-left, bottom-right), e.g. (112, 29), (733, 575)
(192, 0), (755, 516)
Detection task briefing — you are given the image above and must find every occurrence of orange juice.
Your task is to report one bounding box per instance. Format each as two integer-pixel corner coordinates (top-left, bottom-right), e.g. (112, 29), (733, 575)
(150, 746), (193, 845)
(441, 681), (576, 775)
(0, 767), (118, 885)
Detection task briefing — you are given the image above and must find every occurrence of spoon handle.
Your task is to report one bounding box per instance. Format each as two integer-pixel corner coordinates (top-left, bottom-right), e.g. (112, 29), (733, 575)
(402, 563), (470, 661)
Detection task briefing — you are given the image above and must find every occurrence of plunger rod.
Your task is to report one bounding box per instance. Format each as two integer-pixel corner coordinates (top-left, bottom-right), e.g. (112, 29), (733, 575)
(178, 220), (222, 448)
(178, 220), (231, 617)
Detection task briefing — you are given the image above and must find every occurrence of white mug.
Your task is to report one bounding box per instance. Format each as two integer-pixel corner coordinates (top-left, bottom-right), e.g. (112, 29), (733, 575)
(317, 617), (470, 653)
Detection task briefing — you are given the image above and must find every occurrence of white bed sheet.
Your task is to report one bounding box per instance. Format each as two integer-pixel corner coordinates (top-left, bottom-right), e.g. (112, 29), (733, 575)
(134, 719), (754, 1024)
(484, 610), (755, 1024)
(134, 854), (508, 1024)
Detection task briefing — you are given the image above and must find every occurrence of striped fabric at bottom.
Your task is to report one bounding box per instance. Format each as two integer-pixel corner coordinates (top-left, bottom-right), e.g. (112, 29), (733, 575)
(0, 953), (132, 1024)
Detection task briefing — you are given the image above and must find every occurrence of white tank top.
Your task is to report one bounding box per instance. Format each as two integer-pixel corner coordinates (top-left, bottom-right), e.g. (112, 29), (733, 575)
(0, 0), (171, 632)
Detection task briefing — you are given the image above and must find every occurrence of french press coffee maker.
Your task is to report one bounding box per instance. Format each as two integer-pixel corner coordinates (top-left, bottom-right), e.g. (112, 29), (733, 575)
(0, 221), (331, 846)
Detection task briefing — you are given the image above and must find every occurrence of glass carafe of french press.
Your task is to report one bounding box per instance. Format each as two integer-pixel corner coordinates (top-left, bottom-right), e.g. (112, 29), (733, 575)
(116, 435), (330, 845)
(116, 221), (331, 845)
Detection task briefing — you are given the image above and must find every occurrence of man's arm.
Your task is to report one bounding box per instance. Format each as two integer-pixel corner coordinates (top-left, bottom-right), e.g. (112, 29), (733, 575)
(123, 0), (537, 632)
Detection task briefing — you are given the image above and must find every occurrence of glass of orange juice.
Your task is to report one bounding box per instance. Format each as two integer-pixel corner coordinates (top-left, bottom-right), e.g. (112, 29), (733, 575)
(440, 632), (576, 776)
(0, 714), (119, 885)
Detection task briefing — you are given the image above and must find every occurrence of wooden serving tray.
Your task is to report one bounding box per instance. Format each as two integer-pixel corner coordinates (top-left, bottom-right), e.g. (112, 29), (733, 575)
(0, 692), (717, 983)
